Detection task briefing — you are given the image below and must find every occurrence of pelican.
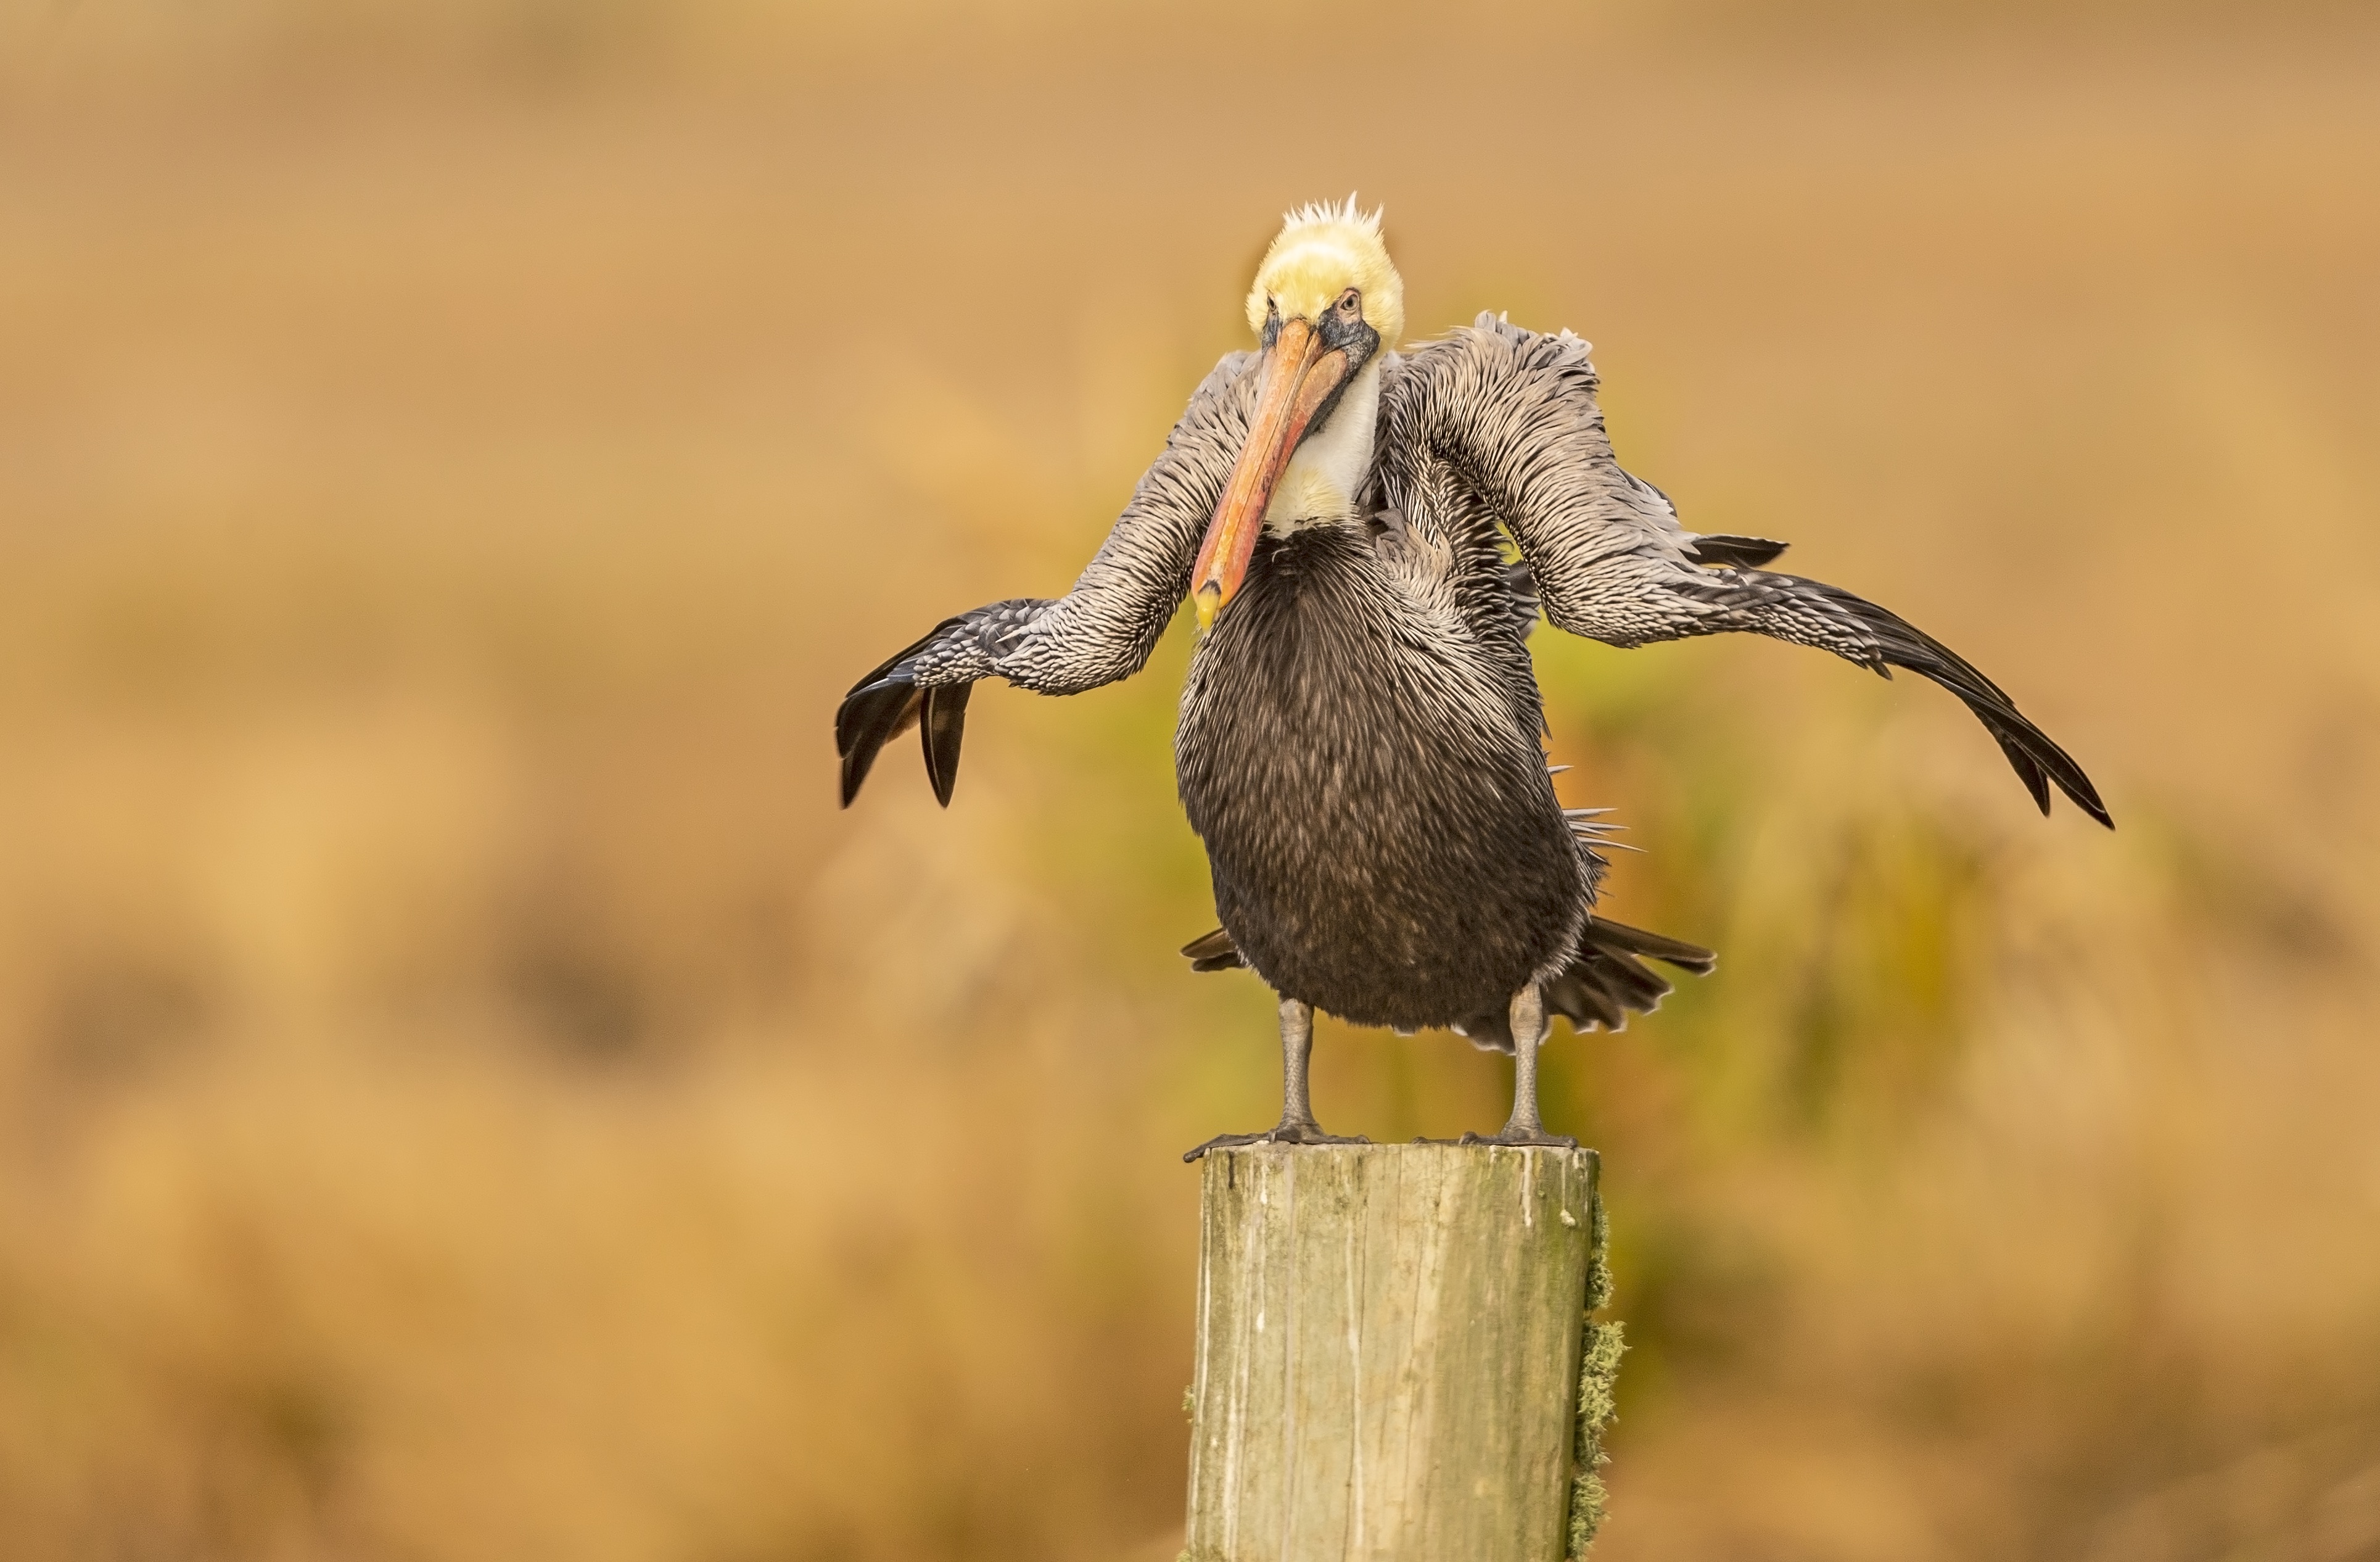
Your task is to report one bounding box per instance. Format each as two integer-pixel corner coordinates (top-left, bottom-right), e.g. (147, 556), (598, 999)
(836, 199), (2109, 1157)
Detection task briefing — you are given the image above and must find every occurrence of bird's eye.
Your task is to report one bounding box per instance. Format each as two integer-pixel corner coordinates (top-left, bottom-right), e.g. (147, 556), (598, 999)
(1338, 289), (1361, 313)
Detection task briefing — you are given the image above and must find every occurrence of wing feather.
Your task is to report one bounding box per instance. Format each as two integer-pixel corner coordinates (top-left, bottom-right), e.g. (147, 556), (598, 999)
(1382, 318), (2112, 828)
(834, 352), (1255, 807)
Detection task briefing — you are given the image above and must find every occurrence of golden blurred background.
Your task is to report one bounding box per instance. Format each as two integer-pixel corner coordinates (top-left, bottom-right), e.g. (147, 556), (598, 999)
(4, 2), (2378, 1557)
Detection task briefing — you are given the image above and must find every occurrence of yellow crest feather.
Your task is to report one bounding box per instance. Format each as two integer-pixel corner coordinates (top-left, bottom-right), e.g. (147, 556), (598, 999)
(1246, 195), (1405, 350)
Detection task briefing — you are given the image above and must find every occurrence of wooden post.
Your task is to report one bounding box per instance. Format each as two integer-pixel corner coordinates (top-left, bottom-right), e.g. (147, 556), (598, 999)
(1183, 1144), (1621, 1562)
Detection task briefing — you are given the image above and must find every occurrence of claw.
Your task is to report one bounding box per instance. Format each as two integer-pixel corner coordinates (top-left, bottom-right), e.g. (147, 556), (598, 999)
(1458, 1128), (1580, 1150)
(1182, 1122), (1370, 1162)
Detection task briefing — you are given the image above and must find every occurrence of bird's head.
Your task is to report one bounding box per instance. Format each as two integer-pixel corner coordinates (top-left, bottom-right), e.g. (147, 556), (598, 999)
(1192, 198), (1405, 631)
(1243, 197), (1406, 351)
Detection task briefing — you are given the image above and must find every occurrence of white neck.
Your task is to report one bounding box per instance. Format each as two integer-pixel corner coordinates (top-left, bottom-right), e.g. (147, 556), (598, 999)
(1263, 357), (1381, 534)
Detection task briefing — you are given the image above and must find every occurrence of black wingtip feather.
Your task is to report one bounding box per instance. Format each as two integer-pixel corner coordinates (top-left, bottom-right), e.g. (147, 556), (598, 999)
(846, 615), (968, 703)
(921, 682), (972, 808)
(1779, 574), (2114, 829)
(1959, 691), (2111, 827)
(1686, 534), (1791, 569)
(836, 681), (923, 808)
(836, 611), (988, 809)
(1992, 729), (2054, 816)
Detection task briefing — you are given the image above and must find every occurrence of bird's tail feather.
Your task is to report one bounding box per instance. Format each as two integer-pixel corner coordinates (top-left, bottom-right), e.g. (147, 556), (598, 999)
(1178, 927), (1245, 973)
(1456, 915), (1716, 1053)
(1576, 914), (1718, 975)
(1178, 914), (1716, 1052)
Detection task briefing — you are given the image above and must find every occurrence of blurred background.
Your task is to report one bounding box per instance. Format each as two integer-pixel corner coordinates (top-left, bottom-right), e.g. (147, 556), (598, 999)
(4, 1), (2378, 1558)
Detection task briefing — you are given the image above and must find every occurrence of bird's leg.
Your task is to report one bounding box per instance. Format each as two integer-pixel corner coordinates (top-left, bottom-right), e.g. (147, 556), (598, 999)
(1277, 993), (1322, 1129)
(1183, 996), (1370, 1162)
(1462, 984), (1579, 1149)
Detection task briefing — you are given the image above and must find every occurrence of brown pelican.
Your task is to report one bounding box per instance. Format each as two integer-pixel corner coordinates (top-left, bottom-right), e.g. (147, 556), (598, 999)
(836, 199), (2109, 1157)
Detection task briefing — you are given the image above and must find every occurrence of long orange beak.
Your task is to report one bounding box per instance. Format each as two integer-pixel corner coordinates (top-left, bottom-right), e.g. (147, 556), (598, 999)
(1190, 317), (1352, 631)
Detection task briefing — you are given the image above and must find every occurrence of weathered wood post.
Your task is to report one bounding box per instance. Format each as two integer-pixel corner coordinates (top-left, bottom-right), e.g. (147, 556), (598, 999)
(1184, 1144), (1623, 1562)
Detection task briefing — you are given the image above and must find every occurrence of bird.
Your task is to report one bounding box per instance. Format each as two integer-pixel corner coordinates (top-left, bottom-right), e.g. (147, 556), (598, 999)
(835, 197), (2110, 1160)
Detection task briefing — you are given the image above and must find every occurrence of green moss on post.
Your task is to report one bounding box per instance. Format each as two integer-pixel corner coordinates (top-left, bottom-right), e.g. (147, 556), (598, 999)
(1565, 1180), (1624, 1559)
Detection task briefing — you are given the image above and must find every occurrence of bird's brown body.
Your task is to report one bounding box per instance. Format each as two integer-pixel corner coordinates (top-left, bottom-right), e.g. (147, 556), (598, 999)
(1179, 524), (1585, 1033)
(834, 202), (2107, 1152)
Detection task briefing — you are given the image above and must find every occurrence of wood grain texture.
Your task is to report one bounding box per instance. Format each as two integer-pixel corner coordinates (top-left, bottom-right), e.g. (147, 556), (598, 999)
(1184, 1144), (1600, 1562)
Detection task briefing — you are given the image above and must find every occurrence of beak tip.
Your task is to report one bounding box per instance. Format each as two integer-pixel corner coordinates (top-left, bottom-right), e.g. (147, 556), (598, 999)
(1193, 583), (1221, 634)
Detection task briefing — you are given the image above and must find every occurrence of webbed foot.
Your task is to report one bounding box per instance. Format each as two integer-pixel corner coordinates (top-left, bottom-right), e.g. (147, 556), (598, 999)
(1183, 1121), (1370, 1163)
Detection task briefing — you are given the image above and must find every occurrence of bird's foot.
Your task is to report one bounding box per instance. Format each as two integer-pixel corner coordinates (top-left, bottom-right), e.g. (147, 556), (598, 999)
(1183, 1120), (1370, 1163)
(1458, 1125), (1580, 1150)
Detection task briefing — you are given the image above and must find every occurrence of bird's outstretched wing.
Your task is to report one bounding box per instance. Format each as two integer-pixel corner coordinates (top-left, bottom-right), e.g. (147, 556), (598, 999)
(1383, 316), (2111, 828)
(836, 352), (1257, 808)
